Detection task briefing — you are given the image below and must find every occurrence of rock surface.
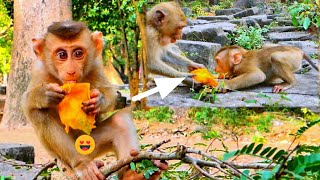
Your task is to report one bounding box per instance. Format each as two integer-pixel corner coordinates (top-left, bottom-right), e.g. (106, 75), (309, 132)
(215, 8), (242, 16)
(233, 7), (259, 18)
(278, 41), (318, 56)
(146, 69), (319, 108)
(268, 32), (313, 42)
(176, 40), (221, 70)
(0, 143), (34, 163)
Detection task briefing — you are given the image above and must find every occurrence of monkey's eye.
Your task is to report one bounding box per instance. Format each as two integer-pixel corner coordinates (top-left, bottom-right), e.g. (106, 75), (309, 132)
(57, 51), (68, 60)
(73, 49), (84, 59)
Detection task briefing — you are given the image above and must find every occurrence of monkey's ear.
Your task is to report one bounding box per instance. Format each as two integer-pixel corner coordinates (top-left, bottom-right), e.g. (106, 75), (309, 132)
(92, 31), (104, 56)
(233, 53), (242, 65)
(32, 38), (44, 60)
(153, 10), (167, 27)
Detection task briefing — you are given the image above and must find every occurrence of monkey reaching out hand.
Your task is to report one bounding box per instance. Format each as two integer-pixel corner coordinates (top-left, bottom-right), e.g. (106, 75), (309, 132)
(214, 45), (318, 93)
(146, 2), (205, 87)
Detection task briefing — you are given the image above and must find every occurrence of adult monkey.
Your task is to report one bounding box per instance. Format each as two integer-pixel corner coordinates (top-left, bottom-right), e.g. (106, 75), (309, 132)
(146, 1), (205, 86)
(22, 21), (163, 180)
(214, 45), (319, 93)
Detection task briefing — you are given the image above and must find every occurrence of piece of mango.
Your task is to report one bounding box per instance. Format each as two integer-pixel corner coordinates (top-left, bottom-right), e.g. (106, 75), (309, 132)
(58, 83), (96, 135)
(191, 68), (218, 87)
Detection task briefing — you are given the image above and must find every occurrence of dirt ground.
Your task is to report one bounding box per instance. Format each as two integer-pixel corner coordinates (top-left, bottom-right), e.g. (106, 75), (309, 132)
(0, 114), (320, 165)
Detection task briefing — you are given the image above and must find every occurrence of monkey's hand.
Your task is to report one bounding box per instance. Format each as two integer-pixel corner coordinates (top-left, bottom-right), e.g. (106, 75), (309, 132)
(75, 161), (105, 180)
(43, 83), (66, 106)
(82, 89), (103, 115)
(188, 63), (205, 71)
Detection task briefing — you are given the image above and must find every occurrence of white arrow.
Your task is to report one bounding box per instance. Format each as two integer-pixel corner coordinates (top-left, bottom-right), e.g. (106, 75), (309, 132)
(132, 77), (185, 102)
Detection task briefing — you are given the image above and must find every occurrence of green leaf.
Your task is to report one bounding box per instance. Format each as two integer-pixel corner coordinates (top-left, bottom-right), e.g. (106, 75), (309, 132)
(130, 162), (136, 171)
(244, 99), (258, 104)
(266, 147), (277, 158)
(273, 149), (286, 161)
(303, 17), (311, 30)
(253, 144), (263, 154)
(246, 143), (255, 154)
(223, 150), (239, 160)
(292, 17), (299, 27)
(240, 169), (250, 180)
(260, 147), (271, 156)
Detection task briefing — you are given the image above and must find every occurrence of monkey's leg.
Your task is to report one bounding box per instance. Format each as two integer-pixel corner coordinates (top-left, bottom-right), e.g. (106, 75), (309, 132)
(271, 54), (299, 93)
(224, 70), (266, 90)
(91, 109), (139, 179)
(91, 109), (139, 159)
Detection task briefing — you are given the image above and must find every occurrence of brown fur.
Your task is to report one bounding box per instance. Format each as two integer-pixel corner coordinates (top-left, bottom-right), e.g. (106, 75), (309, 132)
(215, 45), (318, 93)
(146, 2), (205, 87)
(22, 21), (139, 180)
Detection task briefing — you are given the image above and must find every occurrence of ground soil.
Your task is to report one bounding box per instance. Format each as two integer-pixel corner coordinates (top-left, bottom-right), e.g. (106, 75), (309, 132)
(0, 111), (319, 166)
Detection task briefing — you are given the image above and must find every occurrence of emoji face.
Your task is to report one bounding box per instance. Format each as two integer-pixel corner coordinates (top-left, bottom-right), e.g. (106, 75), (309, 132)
(75, 135), (95, 155)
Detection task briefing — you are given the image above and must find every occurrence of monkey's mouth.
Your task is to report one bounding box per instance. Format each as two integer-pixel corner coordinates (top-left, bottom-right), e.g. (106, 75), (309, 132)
(64, 80), (77, 83)
(80, 145), (90, 151)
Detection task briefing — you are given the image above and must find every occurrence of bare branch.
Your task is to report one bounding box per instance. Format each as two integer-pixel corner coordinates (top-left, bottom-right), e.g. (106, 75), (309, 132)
(190, 159), (221, 180)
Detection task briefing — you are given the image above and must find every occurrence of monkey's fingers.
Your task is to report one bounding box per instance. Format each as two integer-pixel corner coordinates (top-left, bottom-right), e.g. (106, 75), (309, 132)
(46, 83), (66, 94)
(82, 97), (99, 106)
(273, 85), (285, 93)
(153, 160), (168, 170)
(90, 89), (101, 98)
(45, 91), (65, 98)
(82, 104), (98, 114)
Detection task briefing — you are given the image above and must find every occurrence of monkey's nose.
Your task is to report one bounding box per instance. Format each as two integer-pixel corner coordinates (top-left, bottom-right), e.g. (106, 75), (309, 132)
(67, 72), (76, 75)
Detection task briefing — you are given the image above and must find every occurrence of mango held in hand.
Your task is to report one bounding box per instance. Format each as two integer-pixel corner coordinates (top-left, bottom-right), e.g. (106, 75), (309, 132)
(191, 68), (218, 87)
(58, 83), (96, 135)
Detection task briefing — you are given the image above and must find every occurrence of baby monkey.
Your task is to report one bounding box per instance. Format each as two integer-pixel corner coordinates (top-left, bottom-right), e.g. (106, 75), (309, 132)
(214, 45), (318, 93)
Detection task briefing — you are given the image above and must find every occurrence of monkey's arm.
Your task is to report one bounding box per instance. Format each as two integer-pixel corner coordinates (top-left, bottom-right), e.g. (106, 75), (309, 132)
(22, 83), (64, 110)
(98, 86), (117, 113)
(224, 70), (266, 90)
(164, 46), (204, 69)
(148, 59), (193, 78)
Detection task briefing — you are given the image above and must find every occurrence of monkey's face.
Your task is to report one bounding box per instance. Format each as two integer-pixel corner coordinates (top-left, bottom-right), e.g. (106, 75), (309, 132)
(214, 52), (234, 79)
(33, 32), (95, 83)
(48, 37), (89, 83)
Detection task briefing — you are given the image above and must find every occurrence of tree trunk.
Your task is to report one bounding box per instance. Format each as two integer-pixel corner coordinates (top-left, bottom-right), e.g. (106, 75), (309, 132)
(133, 1), (148, 109)
(1, 0), (72, 128)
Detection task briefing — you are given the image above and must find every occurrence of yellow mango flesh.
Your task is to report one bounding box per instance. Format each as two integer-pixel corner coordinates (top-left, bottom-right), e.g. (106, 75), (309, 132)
(58, 83), (96, 135)
(191, 68), (218, 87)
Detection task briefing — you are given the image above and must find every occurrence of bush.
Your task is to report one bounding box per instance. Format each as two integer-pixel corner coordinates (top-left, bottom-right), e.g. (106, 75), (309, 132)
(0, 0), (13, 75)
(227, 26), (269, 50)
(288, 0), (320, 30)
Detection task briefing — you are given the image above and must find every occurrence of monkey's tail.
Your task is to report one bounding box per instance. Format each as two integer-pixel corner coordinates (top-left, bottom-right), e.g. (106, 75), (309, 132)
(303, 53), (319, 71)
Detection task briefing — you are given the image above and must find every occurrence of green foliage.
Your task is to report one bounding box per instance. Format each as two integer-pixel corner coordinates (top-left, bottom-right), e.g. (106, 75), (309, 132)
(211, 0), (234, 11)
(269, 2), (286, 14)
(223, 143), (288, 161)
(0, 0), (13, 75)
(291, 118), (320, 137)
(221, 119), (320, 179)
(133, 107), (174, 123)
(227, 26), (269, 50)
(130, 160), (159, 179)
(288, 0), (320, 30)
(191, 85), (220, 104)
(72, 0), (146, 76)
(39, 167), (59, 178)
(188, 1), (207, 18)
(188, 107), (274, 139)
(0, 176), (12, 180)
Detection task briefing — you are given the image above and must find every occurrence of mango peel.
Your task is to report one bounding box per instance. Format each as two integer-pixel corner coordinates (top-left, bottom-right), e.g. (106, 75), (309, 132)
(58, 83), (96, 134)
(191, 68), (218, 87)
